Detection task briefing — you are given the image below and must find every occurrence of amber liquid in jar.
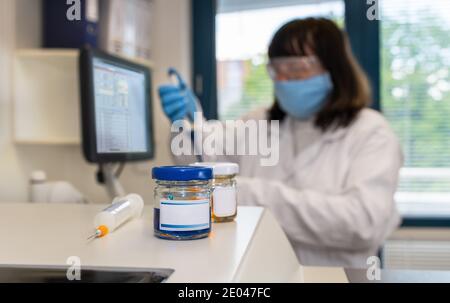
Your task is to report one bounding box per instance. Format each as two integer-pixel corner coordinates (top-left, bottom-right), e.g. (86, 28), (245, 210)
(211, 174), (237, 223)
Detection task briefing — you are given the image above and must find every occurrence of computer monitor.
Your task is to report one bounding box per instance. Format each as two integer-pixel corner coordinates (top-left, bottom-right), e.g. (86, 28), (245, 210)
(79, 48), (154, 164)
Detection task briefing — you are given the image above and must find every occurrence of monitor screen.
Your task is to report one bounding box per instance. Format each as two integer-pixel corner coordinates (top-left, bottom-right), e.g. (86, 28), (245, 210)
(93, 58), (148, 154)
(80, 49), (154, 163)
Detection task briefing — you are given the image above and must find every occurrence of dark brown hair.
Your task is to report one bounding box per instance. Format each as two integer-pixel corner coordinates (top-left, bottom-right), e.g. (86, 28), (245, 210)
(268, 18), (371, 131)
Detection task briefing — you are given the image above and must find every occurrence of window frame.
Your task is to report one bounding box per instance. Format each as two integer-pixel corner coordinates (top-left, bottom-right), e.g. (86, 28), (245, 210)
(192, 0), (219, 120)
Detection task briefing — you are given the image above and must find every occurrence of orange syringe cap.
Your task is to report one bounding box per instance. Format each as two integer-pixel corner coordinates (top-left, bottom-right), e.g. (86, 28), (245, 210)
(96, 225), (109, 238)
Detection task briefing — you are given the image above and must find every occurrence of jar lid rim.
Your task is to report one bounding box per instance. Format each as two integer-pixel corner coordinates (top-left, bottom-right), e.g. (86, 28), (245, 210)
(189, 162), (239, 175)
(152, 166), (213, 181)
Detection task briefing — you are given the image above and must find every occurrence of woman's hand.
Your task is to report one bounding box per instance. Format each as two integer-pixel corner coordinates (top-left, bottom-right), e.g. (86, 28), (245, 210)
(158, 68), (197, 123)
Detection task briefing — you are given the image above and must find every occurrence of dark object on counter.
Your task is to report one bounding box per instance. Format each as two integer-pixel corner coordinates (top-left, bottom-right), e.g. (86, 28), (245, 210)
(0, 265), (173, 283)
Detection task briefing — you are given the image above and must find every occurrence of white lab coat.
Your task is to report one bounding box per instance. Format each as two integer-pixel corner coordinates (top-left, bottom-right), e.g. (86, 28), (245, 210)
(172, 107), (403, 267)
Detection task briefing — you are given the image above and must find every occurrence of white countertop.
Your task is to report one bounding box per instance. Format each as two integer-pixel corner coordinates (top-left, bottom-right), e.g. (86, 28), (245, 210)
(0, 203), (347, 283)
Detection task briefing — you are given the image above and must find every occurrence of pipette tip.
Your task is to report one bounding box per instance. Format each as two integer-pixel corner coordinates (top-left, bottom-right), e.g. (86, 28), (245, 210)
(86, 225), (109, 241)
(86, 229), (101, 241)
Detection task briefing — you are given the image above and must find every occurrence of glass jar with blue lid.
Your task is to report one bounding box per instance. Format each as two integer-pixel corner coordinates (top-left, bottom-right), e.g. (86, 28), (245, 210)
(152, 166), (213, 240)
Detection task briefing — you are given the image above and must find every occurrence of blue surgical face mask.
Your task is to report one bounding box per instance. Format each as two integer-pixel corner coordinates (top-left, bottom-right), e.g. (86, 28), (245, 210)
(274, 73), (333, 120)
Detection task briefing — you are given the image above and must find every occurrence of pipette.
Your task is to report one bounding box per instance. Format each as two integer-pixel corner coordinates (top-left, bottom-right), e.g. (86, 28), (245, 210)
(87, 193), (144, 240)
(167, 67), (203, 162)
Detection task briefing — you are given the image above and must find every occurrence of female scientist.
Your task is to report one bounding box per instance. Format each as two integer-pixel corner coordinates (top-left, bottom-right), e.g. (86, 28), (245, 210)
(158, 18), (403, 267)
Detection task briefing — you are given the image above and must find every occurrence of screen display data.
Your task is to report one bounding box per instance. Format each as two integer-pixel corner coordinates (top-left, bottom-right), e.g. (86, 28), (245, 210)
(93, 58), (148, 154)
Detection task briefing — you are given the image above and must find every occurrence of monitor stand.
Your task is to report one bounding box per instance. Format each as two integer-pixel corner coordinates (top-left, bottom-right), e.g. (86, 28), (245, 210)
(97, 163), (126, 199)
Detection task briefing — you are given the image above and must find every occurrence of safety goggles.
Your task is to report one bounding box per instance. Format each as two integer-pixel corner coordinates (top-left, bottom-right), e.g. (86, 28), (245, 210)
(267, 56), (324, 81)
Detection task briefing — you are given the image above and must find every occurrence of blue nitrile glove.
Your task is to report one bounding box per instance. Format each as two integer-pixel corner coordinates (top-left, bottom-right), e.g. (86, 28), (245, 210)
(158, 68), (197, 123)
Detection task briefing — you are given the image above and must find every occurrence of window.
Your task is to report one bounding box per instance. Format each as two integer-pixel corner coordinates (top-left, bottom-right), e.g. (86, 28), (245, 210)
(215, 0), (344, 120)
(381, 0), (450, 216)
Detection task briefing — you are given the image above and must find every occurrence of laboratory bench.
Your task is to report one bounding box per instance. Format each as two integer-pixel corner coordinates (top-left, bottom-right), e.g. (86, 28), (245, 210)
(0, 203), (347, 283)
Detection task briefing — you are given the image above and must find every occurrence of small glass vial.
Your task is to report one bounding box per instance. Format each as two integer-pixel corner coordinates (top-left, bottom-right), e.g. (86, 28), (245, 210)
(190, 162), (239, 223)
(152, 166), (213, 240)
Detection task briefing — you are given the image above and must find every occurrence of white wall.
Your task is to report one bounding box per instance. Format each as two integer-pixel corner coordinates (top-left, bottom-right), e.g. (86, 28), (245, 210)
(0, 0), (191, 204)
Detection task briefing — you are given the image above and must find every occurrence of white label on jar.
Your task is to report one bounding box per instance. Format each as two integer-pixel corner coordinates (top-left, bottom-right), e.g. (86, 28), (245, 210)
(213, 187), (237, 217)
(159, 199), (210, 231)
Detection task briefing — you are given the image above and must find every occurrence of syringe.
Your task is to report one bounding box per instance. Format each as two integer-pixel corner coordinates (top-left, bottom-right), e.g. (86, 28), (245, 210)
(87, 194), (144, 240)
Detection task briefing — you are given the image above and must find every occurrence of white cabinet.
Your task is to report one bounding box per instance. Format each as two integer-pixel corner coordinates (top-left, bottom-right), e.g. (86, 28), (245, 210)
(14, 49), (81, 145)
